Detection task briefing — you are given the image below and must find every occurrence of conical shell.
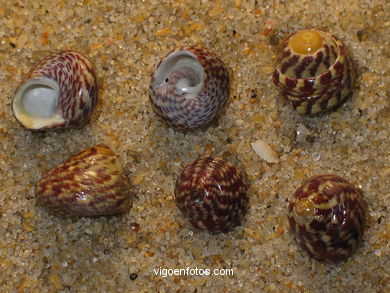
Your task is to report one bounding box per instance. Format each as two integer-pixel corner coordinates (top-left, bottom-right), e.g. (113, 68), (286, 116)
(36, 145), (132, 217)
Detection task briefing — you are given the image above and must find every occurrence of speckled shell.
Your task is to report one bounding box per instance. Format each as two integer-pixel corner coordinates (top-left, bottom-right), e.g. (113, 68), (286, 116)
(36, 145), (132, 217)
(13, 50), (98, 130)
(273, 30), (356, 115)
(175, 157), (248, 233)
(150, 45), (230, 129)
(288, 175), (366, 263)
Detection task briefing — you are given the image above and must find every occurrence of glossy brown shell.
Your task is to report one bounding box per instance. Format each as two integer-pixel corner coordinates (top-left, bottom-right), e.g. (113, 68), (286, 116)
(288, 174), (366, 263)
(175, 157), (248, 233)
(36, 145), (132, 217)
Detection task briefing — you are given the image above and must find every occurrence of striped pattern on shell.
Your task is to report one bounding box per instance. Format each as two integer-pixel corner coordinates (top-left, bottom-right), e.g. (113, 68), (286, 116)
(273, 30), (356, 115)
(13, 50), (98, 130)
(175, 157), (248, 233)
(150, 45), (230, 129)
(288, 174), (366, 263)
(36, 145), (132, 217)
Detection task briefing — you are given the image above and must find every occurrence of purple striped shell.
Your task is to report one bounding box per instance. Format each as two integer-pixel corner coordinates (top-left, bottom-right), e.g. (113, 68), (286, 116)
(36, 145), (132, 217)
(150, 45), (230, 129)
(288, 175), (366, 263)
(13, 50), (98, 130)
(273, 29), (356, 115)
(175, 157), (248, 233)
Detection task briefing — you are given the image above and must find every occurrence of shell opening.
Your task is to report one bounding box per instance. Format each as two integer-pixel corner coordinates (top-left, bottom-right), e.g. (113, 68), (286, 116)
(190, 189), (206, 205)
(13, 77), (64, 129)
(152, 51), (204, 99)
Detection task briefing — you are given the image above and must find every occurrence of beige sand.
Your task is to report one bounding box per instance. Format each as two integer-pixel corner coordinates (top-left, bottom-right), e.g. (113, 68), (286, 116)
(0, 1), (389, 292)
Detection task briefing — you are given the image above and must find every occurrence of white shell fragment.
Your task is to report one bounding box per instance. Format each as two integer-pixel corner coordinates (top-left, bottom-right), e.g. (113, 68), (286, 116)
(251, 139), (279, 163)
(296, 123), (311, 143)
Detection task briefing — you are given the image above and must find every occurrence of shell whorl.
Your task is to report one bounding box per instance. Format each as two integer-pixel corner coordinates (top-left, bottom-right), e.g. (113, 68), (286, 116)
(288, 174), (366, 263)
(150, 45), (230, 129)
(273, 29), (356, 115)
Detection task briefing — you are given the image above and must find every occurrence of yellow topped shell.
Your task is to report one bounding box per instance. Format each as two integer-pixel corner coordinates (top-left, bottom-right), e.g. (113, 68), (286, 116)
(295, 197), (315, 219)
(289, 30), (324, 55)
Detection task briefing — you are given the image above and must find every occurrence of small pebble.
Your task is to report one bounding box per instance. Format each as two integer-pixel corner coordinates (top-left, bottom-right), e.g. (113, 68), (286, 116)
(130, 273), (138, 280)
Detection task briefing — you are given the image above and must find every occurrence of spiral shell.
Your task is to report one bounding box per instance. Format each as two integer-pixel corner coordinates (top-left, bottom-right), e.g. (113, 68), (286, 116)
(288, 175), (366, 263)
(175, 157), (248, 233)
(150, 45), (230, 129)
(273, 29), (356, 115)
(13, 50), (98, 130)
(36, 145), (132, 217)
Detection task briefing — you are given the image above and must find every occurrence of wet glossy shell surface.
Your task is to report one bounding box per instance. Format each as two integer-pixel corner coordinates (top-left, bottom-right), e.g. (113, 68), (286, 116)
(175, 157), (248, 233)
(36, 145), (132, 217)
(288, 174), (366, 263)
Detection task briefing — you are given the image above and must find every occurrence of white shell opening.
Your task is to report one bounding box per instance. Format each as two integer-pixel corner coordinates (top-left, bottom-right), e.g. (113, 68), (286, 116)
(152, 51), (205, 99)
(13, 77), (64, 129)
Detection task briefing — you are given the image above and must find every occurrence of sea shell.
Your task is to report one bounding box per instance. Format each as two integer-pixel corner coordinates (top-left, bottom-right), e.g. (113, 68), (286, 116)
(175, 157), (248, 233)
(150, 45), (230, 129)
(13, 50), (98, 130)
(288, 174), (366, 263)
(36, 145), (132, 217)
(273, 29), (356, 115)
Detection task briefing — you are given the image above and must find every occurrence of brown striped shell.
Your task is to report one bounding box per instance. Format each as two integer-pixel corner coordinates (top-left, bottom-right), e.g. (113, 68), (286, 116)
(150, 45), (230, 129)
(288, 175), (366, 263)
(13, 50), (98, 130)
(175, 157), (248, 233)
(36, 145), (132, 217)
(273, 29), (356, 115)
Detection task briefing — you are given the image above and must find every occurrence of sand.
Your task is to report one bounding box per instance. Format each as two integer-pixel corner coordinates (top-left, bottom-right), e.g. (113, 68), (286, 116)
(0, 0), (389, 292)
